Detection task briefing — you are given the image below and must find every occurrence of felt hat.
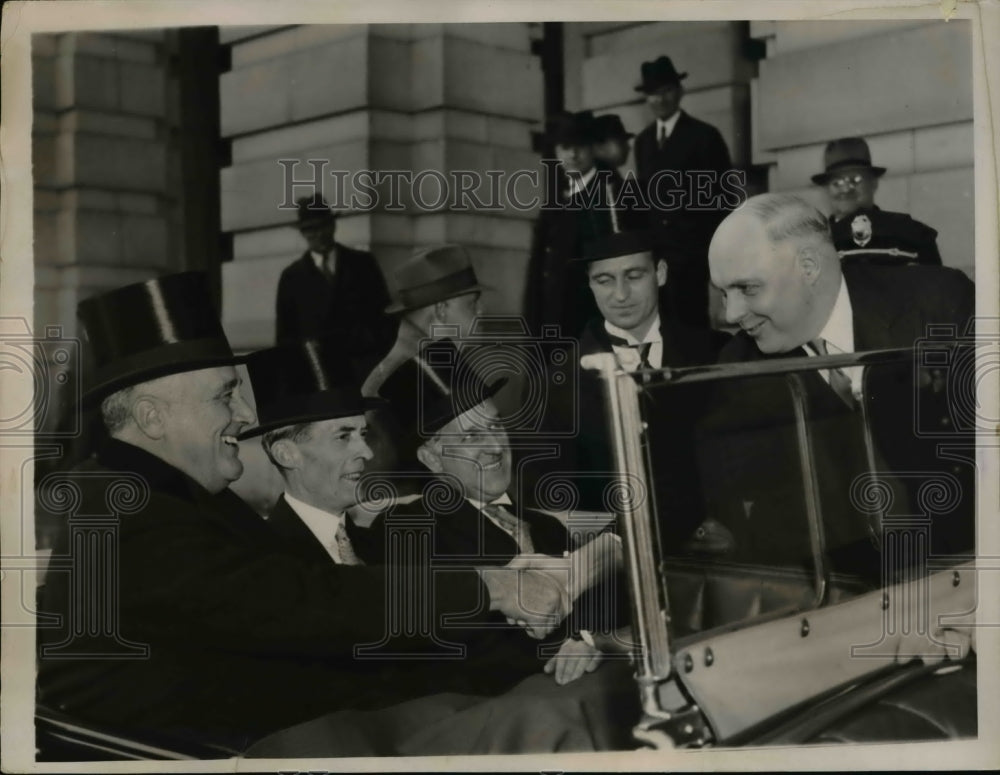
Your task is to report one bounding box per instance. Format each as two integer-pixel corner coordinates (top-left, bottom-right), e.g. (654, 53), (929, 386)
(635, 56), (688, 93)
(385, 244), (487, 314)
(811, 137), (887, 185)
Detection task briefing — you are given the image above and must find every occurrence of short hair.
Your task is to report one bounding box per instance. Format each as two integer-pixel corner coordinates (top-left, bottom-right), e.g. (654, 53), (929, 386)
(100, 385), (137, 434)
(261, 422), (315, 470)
(742, 193), (833, 248)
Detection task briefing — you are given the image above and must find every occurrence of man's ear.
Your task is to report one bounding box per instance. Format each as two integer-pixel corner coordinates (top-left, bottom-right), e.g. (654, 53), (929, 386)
(268, 438), (302, 470)
(797, 245), (822, 285)
(416, 441), (443, 473)
(433, 300), (449, 323)
(655, 258), (668, 287)
(131, 396), (167, 440)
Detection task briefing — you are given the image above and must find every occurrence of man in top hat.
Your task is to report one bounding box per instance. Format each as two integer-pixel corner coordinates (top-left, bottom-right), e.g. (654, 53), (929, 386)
(592, 113), (634, 171)
(275, 193), (395, 363)
(812, 137), (942, 266)
(633, 55), (734, 329)
(525, 110), (626, 339)
(36, 272), (574, 755)
(704, 194), (974, 573)
(532, 230), (728, 552)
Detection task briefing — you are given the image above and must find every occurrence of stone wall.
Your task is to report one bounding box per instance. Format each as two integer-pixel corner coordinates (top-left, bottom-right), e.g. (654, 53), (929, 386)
(218, 23), (544, 350)
(751, 20), (974, 276)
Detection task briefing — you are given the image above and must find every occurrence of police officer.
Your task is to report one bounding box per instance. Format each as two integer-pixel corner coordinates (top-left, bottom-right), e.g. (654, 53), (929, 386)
(812, 137), (942, 267)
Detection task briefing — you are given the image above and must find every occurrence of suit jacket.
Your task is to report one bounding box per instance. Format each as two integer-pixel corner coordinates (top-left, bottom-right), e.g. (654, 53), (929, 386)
(633, 111), (733, 257)
(831, 206), (942, 267)
(36, 440), (495, 750)
(524, 164), (632, 337)
(523, 312), (729, 549)
(703, 263), (975, 574)
(275, 244), (395, 362)
(355, 495), (624, 696)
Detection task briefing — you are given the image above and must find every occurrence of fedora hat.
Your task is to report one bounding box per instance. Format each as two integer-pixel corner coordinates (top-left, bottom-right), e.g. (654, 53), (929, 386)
(546, 110), (598, 147)
(634, 56), (688, 93)
(811, 137), (887, 185)
(296, 193), (336, 229)
(77, 271), (239, 403)
(593, 114), (634, 143)
(379, 339), (508, 448)
(240, 338), (384, 439)
(385, 244), (487, 314)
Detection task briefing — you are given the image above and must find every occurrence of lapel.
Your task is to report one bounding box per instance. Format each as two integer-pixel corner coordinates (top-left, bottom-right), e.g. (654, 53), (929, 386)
(265, 495), (335, 566)
(841, 264), (905, 351)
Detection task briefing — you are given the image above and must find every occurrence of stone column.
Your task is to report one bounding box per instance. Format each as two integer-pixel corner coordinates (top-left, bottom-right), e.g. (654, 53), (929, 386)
(219, 24), (544, 351)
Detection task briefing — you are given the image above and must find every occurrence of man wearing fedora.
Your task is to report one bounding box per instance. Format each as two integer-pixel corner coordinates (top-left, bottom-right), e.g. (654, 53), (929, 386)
(533, 230), (728, 550)
(275, 193), (395, 361)
(812, 137), (942, 266)
(525, 110), (625, 339)
(633, 55), (734, 329)
(592, 113), (635, 172)
(36, 272), (576, 755)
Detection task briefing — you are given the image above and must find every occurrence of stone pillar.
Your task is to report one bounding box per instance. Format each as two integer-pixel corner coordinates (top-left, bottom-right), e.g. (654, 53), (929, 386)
(31, 30), (184, 431)
(751, 20), (974, 276)
(218, 24), (544, 351)
(564, 22), (755, 177)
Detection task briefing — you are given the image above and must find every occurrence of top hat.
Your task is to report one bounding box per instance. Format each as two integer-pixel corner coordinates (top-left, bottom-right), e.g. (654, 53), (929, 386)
(379, 339), (508, 446)
(546, 110), (598, 147)
(577, 230), (656, 265)
(593, 114), (635, 143)
(77, 271), (239, 402)
(240, 338), (384, 439)
(385, 244), (488, 314)
(634, 56), (688, 93)
(296, 193), (336, 229)
(811, 137), (887, 185)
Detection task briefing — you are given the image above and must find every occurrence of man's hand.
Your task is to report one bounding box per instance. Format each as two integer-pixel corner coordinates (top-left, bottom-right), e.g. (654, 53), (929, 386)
(543, 637), (603, 685)
(478, 560), (571, 639)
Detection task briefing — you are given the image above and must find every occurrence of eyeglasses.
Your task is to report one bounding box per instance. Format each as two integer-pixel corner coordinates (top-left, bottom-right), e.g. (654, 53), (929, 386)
(826, 173), (868, 191)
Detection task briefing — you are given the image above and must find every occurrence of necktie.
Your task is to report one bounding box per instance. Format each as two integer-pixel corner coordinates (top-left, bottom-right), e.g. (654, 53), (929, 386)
(657, 122), (667, 150)
(482, 502), (535, 554)
(321, 250), (336, 284)
(810, 338), (857, 410)
(334, 520), (363, 565)
(606, 334), (655, 371)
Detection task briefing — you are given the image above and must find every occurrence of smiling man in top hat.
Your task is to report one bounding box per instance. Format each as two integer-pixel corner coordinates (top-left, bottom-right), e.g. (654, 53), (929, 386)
(633, 55), (734, 329)
(275, 193), (395, 362)
(812, 137), (942, 266)
(36, 272), (575, 756)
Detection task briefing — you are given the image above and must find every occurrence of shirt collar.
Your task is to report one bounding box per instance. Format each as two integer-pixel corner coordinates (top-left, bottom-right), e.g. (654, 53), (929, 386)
(816, 275), (855, 355)
(565, 165), (598, 196)
(605, 314), (662, 346)
(311, 247), (336, 271)
(657, 110), (682, 138)
(284, 491), (345, 552)
(467, 492), (513, 512)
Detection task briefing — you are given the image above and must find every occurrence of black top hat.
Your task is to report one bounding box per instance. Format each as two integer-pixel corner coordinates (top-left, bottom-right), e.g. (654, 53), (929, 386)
(240, 338), (384, 439)
(635, 56), (688, 93)
(77, 271), (239, 402)
(811, 137), (887, 185)
(385, 244), (488, 314)
(546, 110), (598, 147)
(379, 339), (507, 447)
(296, 193), (336, 228)
(593, 114), (635, 142)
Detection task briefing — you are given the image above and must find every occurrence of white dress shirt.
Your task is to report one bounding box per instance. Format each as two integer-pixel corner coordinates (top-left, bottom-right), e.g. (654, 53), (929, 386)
(467, 493), (519, 542)
(310, 248), (336, 275)
(804, 276), (863, 399)
(656, 110), (682, 143)
(284, 492), (347, 564)
(605, 314), (664, 371)
(565, 165), (598, 198)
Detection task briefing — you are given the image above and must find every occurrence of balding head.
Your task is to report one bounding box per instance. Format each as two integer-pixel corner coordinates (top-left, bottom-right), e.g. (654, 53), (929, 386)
(709, 194), (842, 353)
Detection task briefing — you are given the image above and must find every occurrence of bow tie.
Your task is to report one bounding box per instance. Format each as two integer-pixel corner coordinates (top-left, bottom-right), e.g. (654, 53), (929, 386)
(606, 334), (657, 370)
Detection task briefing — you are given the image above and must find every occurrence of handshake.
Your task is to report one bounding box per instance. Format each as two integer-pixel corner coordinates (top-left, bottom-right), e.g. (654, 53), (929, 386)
(477, 532), (621, 638)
